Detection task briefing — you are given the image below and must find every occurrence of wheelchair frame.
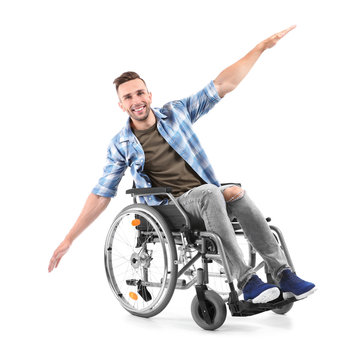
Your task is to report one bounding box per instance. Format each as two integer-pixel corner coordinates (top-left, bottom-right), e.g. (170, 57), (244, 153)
(104, 185), (298, 330)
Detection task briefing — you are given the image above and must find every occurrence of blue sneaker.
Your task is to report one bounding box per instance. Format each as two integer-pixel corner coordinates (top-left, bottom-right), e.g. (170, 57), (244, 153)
(279, 269), (316, 300)
(243, 275), (280, 303)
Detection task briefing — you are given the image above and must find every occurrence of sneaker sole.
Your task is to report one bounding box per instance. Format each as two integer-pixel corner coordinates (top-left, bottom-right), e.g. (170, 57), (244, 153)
(250, 287), (280, 304)
(283, 286), (317, 300)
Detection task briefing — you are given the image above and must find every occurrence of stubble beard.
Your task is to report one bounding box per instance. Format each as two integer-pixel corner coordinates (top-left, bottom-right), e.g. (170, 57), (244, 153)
(129, 105), (151, 122)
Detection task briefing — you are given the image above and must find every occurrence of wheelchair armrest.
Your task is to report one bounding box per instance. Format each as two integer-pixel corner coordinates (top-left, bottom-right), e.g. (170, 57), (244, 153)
(127, 184), (241, 197)
(126, 187), (173, 196)
(220, 182), (242, 187)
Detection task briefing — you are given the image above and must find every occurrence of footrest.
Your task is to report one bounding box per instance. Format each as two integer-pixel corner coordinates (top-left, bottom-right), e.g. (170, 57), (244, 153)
(228, 293), (297, 317)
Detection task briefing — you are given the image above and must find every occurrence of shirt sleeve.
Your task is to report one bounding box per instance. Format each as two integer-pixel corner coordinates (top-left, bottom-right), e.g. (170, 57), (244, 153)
(180, 80), (221, 124)
(91, 142), (127, 198)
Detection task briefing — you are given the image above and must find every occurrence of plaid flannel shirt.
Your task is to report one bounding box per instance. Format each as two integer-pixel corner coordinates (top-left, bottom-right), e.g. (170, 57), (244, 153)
(92, 80), (221, 205)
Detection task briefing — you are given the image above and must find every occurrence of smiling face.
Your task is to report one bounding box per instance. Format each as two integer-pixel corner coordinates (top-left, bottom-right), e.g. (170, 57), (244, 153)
(118, 78), (153, 123)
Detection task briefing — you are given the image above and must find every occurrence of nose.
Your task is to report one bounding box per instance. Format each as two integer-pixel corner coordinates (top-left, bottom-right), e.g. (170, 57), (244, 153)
(131, 95), (142, 104)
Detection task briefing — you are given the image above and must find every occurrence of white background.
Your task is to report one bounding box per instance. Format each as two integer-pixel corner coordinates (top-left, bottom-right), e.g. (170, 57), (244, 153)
(1, 0), (354, 358)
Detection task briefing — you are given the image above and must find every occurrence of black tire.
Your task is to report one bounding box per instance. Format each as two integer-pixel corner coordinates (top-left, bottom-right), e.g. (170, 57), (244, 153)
(267, 275), (294, 315)
(272, 302), (294, 315)
(191, 290), (227, 330)
(105, 204), (178, 318)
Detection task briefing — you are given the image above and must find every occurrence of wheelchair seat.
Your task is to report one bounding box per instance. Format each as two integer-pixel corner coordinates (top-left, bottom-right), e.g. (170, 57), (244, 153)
(153, 204), (187, 231)
(153, 204), (242, 232)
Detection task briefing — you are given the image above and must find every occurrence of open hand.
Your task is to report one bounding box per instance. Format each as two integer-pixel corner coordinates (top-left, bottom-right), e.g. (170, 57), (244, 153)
(48, 238), (72, 272)
(260, 25), (296, 50)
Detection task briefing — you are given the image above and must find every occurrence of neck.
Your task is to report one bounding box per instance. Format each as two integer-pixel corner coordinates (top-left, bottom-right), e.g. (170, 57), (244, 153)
(130, 109), (156, 130)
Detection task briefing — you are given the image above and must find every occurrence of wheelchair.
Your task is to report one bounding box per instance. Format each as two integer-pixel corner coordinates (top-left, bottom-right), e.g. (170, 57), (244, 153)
(104, 184), (298, 330)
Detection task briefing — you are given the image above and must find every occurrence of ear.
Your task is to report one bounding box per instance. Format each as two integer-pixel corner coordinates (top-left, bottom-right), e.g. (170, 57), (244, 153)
(118, 101), (126, 112)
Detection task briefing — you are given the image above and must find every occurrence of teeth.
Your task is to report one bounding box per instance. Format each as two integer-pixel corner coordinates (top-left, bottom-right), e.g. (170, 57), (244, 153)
(134, 106), (144, 112)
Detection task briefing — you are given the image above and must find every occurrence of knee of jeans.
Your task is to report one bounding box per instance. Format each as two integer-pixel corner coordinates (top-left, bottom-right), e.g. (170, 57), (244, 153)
(223, 185), (245, 203)
(200, 184), (219, 194)
(200, 184), (224, 206)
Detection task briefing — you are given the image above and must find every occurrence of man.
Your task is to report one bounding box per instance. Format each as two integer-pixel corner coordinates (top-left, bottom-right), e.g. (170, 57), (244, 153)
(48, 25), (316, 304)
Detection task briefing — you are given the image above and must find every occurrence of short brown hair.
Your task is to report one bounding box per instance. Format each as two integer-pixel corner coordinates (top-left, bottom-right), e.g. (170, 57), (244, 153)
(113, 71), (146, 92)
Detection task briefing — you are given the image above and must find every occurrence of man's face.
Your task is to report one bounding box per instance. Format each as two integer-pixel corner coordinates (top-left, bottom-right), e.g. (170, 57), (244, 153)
(118, 79), (152, 122)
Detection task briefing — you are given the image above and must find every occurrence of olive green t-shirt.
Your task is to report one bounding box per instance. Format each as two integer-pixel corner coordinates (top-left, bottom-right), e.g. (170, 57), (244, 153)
(132, 121), (205, 197)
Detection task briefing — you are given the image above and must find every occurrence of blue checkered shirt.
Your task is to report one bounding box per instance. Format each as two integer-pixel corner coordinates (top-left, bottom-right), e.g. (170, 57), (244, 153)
(92, 80), (221, 205)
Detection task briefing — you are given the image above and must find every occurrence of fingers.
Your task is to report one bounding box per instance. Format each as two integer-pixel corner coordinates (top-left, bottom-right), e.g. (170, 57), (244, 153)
(277, 25), (296, 39)
(55, 256), (62, 268)
(48, 253), (59, 272)
(48, 241), (70, 272)
(48, 258), (55, 272)
(48, 251), (63, 272)
(261, 25), (296, 50)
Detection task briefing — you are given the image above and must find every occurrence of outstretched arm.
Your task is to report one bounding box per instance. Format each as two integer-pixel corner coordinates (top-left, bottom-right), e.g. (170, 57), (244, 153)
(213, 25), (296, 98)
(48, 193), (111, 272)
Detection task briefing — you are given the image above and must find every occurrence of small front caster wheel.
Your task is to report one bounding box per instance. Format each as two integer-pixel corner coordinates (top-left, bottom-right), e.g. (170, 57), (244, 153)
(191, 290), (227, 330)
(272, 302), (294, 315)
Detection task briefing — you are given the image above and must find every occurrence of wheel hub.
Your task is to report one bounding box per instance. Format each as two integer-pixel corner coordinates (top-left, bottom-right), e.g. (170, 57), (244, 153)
(130, 251), (152, 269)
(130, 253), (141, 269)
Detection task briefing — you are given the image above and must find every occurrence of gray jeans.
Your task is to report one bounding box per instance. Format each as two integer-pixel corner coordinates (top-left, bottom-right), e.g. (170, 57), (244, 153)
(174, 184), (289, 289)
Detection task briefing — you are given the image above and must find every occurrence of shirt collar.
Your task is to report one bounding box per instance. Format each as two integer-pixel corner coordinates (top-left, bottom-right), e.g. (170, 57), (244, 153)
(119, 107), (167, 143)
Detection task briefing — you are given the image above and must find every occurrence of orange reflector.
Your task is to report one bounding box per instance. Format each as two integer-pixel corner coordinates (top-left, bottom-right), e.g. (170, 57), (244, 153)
(131, 219), (141, 226)
(129, 292), (138, 300)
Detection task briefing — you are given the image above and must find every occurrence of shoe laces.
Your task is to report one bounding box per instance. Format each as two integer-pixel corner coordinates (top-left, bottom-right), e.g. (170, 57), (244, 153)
(283, 270), (301, 284)
(245, 275), (263, 289)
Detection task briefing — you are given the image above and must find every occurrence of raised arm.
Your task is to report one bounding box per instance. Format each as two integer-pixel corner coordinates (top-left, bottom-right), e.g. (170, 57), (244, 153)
(213, 25), (296, 98)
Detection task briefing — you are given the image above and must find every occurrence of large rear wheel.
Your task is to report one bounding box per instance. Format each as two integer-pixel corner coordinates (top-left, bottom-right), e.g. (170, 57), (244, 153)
(105, 204), (178, 318)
